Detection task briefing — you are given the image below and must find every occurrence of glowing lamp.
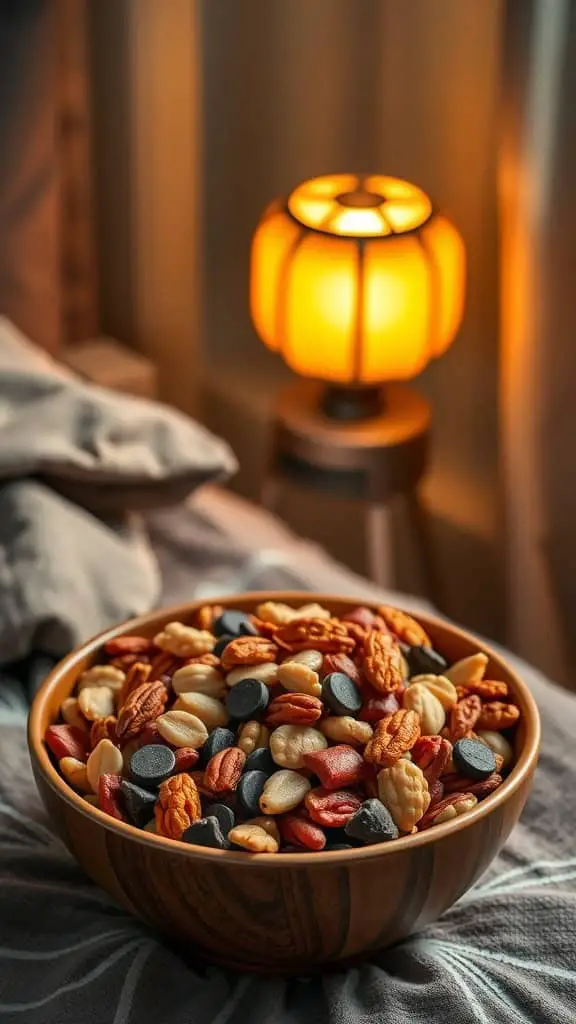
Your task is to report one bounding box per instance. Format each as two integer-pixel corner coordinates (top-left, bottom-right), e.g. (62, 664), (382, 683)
(251, 174), (465, 420)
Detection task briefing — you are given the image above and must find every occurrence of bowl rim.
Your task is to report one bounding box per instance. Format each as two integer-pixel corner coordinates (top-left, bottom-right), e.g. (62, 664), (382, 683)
(28, 592), (541, 867)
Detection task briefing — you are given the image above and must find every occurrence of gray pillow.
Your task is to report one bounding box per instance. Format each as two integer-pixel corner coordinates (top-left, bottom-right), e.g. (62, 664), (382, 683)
(0, 318), (237, 512)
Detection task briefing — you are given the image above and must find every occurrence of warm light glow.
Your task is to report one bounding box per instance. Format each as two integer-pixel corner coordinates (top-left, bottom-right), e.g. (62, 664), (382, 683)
(250, 174), (465, 384)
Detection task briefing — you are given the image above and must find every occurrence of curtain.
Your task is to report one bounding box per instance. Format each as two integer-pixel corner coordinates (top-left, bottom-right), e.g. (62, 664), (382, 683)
(500, 0), (576, 685)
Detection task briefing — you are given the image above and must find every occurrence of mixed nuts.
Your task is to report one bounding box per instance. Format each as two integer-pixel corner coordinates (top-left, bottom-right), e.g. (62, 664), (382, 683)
(44, 602), (520, 853)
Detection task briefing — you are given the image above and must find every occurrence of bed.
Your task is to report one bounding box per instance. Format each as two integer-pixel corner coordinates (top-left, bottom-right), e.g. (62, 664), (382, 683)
(0, 324), (574, 1022)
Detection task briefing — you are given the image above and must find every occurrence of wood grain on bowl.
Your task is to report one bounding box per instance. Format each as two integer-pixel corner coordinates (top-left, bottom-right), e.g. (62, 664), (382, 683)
(28, 594), (540, 973)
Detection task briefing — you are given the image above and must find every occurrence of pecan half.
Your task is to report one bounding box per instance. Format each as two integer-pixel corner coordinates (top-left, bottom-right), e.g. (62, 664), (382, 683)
(275, 618), (355, 655)
(220, 636), (279, 671)
(364, 709), (420, 767)
(116, 681), (168, 742)
(266, 692), (323, 726)
(363, 631), (405, 693)
(204, 747), (246, 794)
(155, 773), (202, 839)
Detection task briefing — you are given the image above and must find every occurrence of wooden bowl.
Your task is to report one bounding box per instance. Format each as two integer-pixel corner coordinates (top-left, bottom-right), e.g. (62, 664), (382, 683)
(28, 593), (540, 974)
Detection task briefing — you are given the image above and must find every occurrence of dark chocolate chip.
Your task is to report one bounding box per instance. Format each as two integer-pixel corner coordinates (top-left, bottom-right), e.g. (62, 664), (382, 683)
(324, 843), (355, 851)
(453, 738), (497, 781)
(203, 802), (236, 834)
(345, 799), (399, 845)
(213, 611), (254, 639)
(322, 672), (362, 715)
(236, 770), (268, 817)
(199, 727), (236, 768)
(239, 619), (259, 637)
(120, 780), (157, 828)
(226, 679), (270, 721)
(182, 816), (229, 849)
(244, 747), (276, 775)
(129, 744), (176, 788)
(214, 635), (235, 657)
(405, 644), (448, 677)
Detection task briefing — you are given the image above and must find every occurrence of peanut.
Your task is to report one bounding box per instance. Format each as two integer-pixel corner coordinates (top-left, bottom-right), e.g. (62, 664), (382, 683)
(156, 710), (209, 749)
(78, 686), (115, 722)
(277, 661), (322, 698)
(59, 756), (92, 793)
(445, 653), (488, 685)
(225, 662), (279, 687)
(402, 683), (446, 735)
(270, 724), (327, 769)
(409, 674), (458, 710)
(237, 720), (270, 754)
(86, 739), (123, 793)
(259, 770), (311, 814)
(173, 692), (229, 728)
(153, 621), (215, 658)
(320, 716), (373, 746)
(172, 663), (226, 699)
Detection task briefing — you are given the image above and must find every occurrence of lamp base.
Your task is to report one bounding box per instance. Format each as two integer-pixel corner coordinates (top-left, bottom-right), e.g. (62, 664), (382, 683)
(321, 385), (384, 422)
(270, 379), (431, 502)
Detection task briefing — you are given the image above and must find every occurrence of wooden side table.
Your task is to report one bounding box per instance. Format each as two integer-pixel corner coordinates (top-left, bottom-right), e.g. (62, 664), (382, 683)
(260, 380), (442, 604)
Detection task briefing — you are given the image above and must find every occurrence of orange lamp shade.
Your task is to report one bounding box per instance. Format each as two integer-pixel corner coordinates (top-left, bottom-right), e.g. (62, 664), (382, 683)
(250, 174), (465, 384)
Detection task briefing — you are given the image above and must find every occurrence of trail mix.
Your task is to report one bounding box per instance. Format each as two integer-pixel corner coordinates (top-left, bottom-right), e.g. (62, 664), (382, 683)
(45, 602), (520, 852)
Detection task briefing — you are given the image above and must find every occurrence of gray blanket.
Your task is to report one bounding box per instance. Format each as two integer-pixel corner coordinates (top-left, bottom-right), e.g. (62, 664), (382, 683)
(0, 324), (574, 1022)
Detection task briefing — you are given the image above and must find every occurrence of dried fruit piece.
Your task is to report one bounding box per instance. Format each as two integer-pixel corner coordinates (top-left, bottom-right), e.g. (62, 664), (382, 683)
(377, 760), (430, 831)
(359, 692), (401, 722)
(445, 653), (488, 685)
(409, 674), (458, 710)
(104, 636), (154, 657)
(270, 724), (327, 769)
(411, 735), (452, 783)
(155, 773), (202, 839)
(259, 770), (311, 814)
(477, 729), (514, 768)
(86, 738), (123, 793)
(402, 683), (446, 735)
(116, 681), (168, 742)
(377, 606), (432, 647)
(173, 691), (229, 728)
(153, 621), (216, 658)
(220, 636), (279, 671)
(477, 702), (520, 731)
(449, 694), (482, 742)
(342, 606), (385, 630)
(156, 710), (209, 749)
(172, 663), (226, 699)
(237, 720), (270, 754)
(363, 631), (404, 694)
(45, 724), (87, 762)
(320, 716), (373, 746)
(225, 662), (279, 687)
(204, 747), (246, 794)
(78, 686), (115, 722)
(266, 692), (323, 726)
(89, 716), (118, 749)
(321, 652), (361, 684)
(305, 787), (362, 827)
(364, 709), (420, 767)
(59, 756), (92, 793)
(98, 773), (125, 820)
(275, 618), (355, 655)
(419, 792), (477, 829)
(303, 744), (365, 789)
(279, 814), (326, 851)
(229, 822), (279, 853)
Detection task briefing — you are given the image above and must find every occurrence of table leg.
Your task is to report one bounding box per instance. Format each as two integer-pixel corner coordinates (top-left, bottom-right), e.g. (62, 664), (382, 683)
(365, 503), (395, 589)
